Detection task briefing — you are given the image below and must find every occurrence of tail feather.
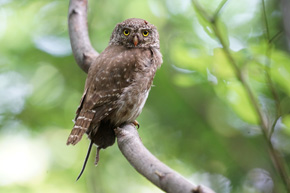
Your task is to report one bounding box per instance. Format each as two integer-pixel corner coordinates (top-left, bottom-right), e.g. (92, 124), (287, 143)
(67, 110), (95, 145)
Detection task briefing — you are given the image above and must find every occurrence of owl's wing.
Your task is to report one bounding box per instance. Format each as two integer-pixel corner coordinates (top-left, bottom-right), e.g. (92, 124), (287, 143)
(82, 46), (146, 112)
(75, 88), (88, 118)
(67, 46), (140, 145)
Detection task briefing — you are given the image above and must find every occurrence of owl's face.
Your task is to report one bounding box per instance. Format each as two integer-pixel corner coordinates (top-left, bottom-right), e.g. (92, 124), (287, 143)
(109, 18), (160, 49)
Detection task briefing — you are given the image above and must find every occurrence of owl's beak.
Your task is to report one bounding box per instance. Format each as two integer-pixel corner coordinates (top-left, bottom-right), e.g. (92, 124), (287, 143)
(133, 35), (138, 46)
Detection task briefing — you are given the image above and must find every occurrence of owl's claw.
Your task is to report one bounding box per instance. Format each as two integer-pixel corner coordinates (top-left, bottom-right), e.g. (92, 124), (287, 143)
(132, 120), (140, 129)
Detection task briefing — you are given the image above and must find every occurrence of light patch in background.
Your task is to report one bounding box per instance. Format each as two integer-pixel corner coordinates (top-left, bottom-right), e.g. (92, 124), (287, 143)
(32, 1), (69, 57)
(0, 0), (12, 6)
(0, 71), (32, 114)
(227, 113), (262, 136)
(222, 0), (259, 28)
(165, 0), (191, 15)
(36, 1), (60, 19)
(271, 117), (290, 154)
(243, 168), (274, 193)
(33, 35), (71, 57)
(0, 5), (9, 39)
(189, 172), (231, 193)
(229, 37), (246, 51)
(148, 0), (167, 18)
(192, 19), (221, 55)
(0, 134), (50, 186)
(228, 13), (256, 28)
(29, 64), (64, 107)
(207, 68), (218, 85)
(136, 185), (163, 193)
(172, 64), (195, 74)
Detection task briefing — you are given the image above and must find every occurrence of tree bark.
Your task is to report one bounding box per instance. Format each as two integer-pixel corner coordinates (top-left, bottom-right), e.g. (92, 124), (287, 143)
(115, 125), (215, 193)
(68, 0), (98, 73)
(68, 0), (216, 192)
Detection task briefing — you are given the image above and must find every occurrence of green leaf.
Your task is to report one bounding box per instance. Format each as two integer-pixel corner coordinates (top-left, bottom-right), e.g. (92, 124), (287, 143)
(225, 81), (259, 124)
(271, 51), (290, 96)
(216, 19), (229, 48)
(212, 48), (236, 79)
(170, 39), (211, 75)
(29, 64), (64, 108)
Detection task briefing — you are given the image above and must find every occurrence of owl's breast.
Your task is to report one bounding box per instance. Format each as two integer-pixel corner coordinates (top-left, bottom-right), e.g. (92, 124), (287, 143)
(110, 49), (155, 126)
(91, 46), (158, 126)
(111, 88), (149, 126)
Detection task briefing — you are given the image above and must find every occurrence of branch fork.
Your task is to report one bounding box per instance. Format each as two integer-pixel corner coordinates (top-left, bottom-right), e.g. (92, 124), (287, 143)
(68, 0), (215, 192)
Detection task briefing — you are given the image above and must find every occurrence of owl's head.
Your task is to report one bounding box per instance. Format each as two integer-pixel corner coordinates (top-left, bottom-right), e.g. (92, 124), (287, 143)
(109, 18), (160, 49)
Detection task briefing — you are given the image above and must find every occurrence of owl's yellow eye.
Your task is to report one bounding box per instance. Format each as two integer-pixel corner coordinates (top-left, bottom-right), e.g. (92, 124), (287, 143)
(142, 30), (149, 37)
(123, 29), (130, 36)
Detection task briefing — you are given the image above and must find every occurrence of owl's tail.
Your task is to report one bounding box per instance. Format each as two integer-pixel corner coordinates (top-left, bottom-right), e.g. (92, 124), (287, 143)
(66, 110), (95, 145)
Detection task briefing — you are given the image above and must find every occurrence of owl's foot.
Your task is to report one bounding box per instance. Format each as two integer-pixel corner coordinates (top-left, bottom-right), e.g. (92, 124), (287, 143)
(132, 120), (140, 129)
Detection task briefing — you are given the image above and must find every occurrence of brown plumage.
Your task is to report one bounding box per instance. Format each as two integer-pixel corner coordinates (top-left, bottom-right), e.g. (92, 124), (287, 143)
(66, 18), (162, 178)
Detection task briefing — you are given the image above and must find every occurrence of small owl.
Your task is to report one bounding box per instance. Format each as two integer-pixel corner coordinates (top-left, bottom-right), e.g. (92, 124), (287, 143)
(66, 18), (162, 176)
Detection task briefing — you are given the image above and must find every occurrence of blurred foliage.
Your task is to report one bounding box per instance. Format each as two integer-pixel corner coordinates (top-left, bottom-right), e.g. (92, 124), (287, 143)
(0, 0), (290, 193)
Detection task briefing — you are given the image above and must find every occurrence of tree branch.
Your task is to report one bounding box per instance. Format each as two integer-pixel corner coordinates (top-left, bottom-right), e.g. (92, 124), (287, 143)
(115, 124), (215, 193)
(68, 0), (216, 192)
(68, 0), (98, 73)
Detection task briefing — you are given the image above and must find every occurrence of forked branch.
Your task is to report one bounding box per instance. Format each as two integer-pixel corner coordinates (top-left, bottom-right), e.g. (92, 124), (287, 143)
(68, 0), (216, 192)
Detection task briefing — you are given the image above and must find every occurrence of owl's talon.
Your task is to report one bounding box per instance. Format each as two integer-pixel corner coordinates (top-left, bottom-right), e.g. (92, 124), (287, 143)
(132, 120), (140, 129)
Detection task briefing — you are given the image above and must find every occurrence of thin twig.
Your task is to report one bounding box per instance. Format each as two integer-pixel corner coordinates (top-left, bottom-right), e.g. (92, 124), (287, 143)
(264, 47), (281, 137)
(269, 116), (280, 137)
(269, 30), (283, 44)
(192, 0), (213, 22)
(261, 0), (270, 41)
(260, 2), (290, 188)
(213, 0), (229, 20)
(192, 0), (290, 191)
(261, 0), (282, 136)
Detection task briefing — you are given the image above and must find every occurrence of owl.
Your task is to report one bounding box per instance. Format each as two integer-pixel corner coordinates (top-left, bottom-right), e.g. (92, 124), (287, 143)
(66, 18), (162, 177)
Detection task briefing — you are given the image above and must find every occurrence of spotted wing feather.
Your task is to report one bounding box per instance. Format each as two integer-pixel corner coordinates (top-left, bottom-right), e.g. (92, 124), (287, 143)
(66, 110), (95, 145)
(66, 45), (133, 146)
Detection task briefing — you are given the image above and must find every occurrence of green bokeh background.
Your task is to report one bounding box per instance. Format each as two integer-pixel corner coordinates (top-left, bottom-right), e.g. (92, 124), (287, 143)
(1, 0), (290, 192)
